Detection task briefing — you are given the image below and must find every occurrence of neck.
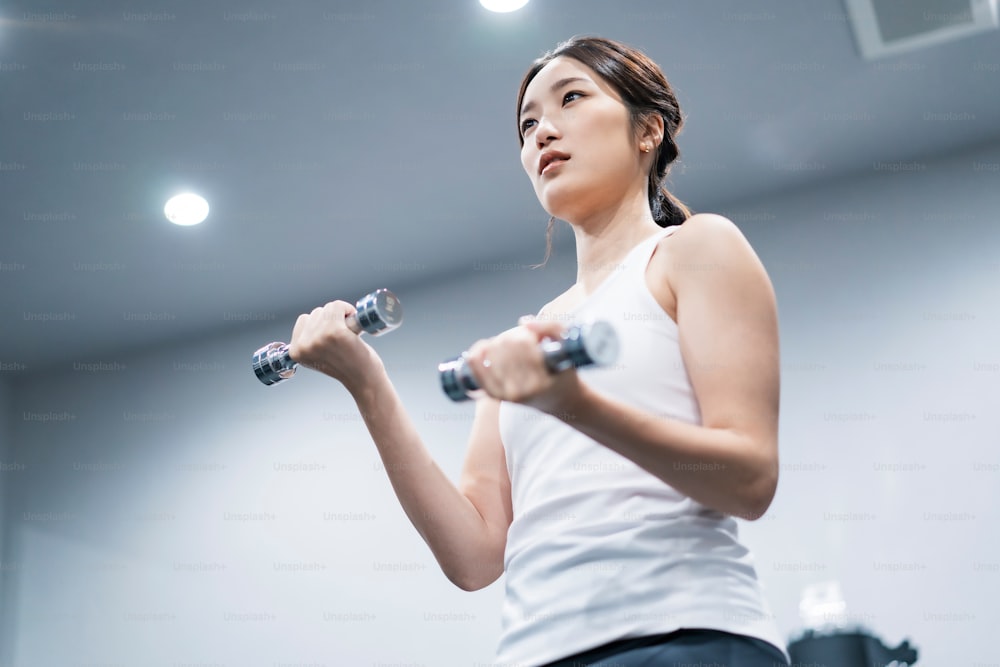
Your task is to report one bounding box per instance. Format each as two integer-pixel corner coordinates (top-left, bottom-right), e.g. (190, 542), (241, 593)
(570, 190), (661, 295)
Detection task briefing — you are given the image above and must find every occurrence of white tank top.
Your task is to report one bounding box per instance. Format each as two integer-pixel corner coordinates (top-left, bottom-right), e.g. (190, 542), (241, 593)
(495, 225), (789, 666)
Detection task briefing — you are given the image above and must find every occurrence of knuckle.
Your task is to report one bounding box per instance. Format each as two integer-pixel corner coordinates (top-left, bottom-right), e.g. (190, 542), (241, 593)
(293, 342), (312, 362)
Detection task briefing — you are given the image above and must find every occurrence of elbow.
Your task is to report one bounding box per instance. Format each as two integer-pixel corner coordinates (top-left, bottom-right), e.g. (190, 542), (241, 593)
(444, 566), (483, 592)
(446, 569), (499, 592)
(738, 461), (778, 521)
(742, 464), (778, 521)
(740, 496), (774, 522)
(450, 574), (488, 592)
(443, 559), (504, 592)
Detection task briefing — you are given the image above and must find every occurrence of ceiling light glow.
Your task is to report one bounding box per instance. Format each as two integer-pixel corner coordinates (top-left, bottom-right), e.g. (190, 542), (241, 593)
(164, 193), (209, 226)
(480, 0), (529, 13)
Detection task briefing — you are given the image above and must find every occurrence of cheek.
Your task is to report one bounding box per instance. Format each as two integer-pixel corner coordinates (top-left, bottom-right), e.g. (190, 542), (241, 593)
(589, 105), (631, 144)
(520, 149), (536, 179)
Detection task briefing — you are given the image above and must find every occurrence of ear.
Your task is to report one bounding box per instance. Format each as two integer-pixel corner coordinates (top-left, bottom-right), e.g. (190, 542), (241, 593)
(637, 112), (665, 150)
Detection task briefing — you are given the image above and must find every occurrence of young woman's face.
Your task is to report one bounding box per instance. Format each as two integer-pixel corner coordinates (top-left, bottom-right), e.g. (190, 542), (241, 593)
(519, 56), (643, 223)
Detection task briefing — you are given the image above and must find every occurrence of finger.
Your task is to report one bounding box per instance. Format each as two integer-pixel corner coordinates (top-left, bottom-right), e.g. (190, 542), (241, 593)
(463, 339), (493, 389)
(289, 313), (314, 360)
(291, 313), (308, 343)
(464, 340), (491, 367)
(344, 313), (362, 335)
(344, 300), (360, 333)
(520, 318), (566, 341)
(319, 301), (357, 333)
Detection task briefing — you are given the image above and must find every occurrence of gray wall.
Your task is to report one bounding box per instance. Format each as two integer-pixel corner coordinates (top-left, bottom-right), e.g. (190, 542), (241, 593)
(718, 139), (1000, 664)
(0, 378), (12, 667)
(2, 139), (998, 666)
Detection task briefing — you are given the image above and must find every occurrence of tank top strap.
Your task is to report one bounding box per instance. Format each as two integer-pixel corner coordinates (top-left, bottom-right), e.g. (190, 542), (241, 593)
(623, 224), (682, 276)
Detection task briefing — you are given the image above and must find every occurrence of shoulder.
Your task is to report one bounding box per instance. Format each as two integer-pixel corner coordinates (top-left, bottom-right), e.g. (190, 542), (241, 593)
(646, 213), (773, 318)
(662, 213), (747, 253)
(654, 213), (763, 282)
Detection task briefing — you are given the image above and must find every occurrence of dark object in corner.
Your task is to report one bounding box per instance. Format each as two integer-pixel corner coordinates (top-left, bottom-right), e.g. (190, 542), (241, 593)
(788, 628), (918, 666)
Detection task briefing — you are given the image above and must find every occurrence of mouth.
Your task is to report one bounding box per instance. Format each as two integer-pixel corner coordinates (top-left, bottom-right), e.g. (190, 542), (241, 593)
(540, 157), (569, 176)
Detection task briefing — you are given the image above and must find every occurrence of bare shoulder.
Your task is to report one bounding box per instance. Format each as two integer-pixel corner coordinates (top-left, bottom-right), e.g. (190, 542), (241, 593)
(655, 213), (768, 283)
(646, 213), (771, 320)
(661, 213), (749, 254)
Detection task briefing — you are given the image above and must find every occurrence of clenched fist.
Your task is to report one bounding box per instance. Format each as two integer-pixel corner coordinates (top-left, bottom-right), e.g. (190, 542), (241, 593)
(288, 300), (386, 394)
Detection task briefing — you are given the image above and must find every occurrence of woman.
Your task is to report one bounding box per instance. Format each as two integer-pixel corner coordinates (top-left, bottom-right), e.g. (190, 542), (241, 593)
(290, 35), (790, 667)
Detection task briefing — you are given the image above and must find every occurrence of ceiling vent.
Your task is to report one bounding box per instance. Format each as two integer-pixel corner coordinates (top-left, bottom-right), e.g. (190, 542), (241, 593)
(845, 0), (999, 59)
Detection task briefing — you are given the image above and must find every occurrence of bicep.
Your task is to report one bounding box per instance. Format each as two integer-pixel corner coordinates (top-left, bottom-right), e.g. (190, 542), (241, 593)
(672, 215), (780, 452)
(458, 398), (513, 543)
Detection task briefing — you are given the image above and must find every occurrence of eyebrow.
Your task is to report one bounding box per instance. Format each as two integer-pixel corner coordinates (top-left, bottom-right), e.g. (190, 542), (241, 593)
(519, 76), (589, 118)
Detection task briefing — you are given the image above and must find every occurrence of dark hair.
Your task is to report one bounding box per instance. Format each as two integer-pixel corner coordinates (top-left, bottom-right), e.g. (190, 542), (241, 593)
(516, 36), (692, 263)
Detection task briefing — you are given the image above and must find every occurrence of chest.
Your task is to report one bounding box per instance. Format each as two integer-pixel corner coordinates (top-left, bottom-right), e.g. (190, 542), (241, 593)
(547, 248), (678, 325)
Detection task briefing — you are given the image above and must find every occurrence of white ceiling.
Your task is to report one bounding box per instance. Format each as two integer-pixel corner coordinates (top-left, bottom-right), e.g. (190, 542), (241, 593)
(3, 0), (1000, 370)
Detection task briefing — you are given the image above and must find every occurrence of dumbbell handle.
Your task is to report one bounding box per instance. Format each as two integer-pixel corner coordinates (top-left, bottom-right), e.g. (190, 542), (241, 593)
(252, 288), (402, 386)
(438, 320), (619, 402)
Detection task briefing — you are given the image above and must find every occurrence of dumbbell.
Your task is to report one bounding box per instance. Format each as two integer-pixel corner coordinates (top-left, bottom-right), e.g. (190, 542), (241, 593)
(251, 288), (403, 386)
(438, 320), (620, 402)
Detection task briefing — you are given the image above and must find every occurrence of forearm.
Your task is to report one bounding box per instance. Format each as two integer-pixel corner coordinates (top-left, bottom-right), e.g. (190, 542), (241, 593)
(556, 381), (778, 520)
(349, 370), (500, 586)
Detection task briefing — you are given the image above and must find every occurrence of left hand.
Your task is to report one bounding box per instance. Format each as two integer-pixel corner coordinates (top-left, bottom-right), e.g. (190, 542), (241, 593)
(463, 316), (582, 415)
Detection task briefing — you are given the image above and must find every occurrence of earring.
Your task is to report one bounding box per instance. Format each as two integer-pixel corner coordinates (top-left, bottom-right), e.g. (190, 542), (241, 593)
(641, 144), (650, 153)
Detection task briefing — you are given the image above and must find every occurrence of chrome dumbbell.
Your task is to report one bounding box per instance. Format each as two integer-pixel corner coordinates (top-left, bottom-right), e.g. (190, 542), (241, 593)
(438, 320), (620, 402)
(252, 288), (403, 386)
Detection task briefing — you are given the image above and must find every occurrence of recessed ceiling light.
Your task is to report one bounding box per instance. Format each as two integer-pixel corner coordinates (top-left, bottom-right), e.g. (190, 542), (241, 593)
(164, 193), (209, 226)
(480, 0), (530, 13)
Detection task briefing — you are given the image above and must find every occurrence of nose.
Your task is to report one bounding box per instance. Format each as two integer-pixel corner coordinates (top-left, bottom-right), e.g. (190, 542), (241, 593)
(533, 113), (561, 149)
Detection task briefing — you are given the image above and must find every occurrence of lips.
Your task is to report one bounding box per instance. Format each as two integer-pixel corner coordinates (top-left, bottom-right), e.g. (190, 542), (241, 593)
(541, 158), (568, 175)
(538, 150), (570, 175)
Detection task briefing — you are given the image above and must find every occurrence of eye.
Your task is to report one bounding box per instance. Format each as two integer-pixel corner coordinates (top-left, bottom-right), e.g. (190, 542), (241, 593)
(521, 90), (584, 135)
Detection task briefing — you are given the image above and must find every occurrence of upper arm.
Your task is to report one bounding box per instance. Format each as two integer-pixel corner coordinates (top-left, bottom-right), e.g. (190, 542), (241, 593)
(457, 397), (513, 579)
(454, 293), (563, 568)
(666, 214), (780, 463)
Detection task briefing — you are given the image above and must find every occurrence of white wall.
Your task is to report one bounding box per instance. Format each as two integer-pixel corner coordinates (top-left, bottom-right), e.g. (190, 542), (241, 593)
(715, 139), (1000, 664)
(2, 138), (999, 666)
(2, 256), (580, 667)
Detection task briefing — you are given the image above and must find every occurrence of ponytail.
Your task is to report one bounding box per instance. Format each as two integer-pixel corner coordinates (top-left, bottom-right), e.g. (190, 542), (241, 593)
(648, 135), (692, 228)
(651, 184), (692, 228)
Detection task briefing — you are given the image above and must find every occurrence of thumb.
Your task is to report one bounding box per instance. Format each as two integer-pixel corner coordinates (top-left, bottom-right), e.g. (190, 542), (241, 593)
(519, 315), (566, 341)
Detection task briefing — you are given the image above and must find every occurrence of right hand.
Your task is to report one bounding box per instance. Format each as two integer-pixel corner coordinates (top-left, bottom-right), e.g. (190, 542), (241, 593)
(288, 300), (385, 393)
(462, 319), (581, 415)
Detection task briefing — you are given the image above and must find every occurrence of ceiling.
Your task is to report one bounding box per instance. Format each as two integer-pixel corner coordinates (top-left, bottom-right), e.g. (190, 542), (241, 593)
(3, 0), (999, 371)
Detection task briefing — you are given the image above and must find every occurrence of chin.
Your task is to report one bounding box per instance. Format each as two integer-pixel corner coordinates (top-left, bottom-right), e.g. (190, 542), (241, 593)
(540, 190), (588, 224)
